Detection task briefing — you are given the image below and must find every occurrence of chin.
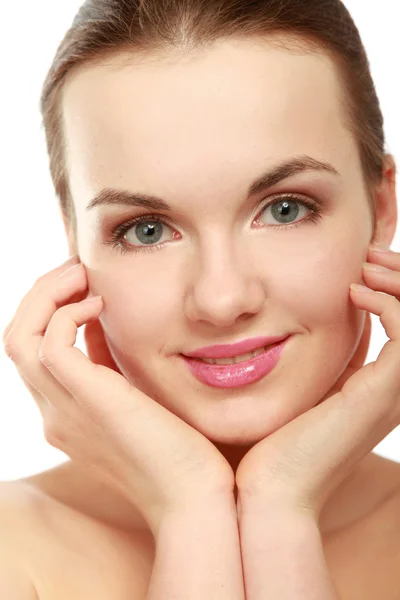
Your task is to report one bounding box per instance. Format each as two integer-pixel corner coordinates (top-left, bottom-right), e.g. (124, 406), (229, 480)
(133, 373), (301, 445)
(183, 407), (284, 446)
(205, 429), (268, 446)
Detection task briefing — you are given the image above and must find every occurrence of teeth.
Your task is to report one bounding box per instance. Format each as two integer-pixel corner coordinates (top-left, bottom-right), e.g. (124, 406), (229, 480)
(199, 345), (269, 365)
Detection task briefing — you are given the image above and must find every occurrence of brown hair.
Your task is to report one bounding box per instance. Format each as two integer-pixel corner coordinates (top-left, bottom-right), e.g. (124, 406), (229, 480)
(40, 0), (388, 245)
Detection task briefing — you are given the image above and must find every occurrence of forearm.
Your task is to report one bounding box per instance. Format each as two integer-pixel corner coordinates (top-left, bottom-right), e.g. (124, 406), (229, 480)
(146, 496), (245, 600)
(238, 499), (340, 600)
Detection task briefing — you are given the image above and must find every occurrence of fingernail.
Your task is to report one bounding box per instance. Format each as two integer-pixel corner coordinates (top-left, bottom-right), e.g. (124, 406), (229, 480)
(58, 263), (83, 278)
(350, 283), (374, 293)
(369, 243), (390, 252)
(82, 295), (102, 304)
(363, 262), (390, 272)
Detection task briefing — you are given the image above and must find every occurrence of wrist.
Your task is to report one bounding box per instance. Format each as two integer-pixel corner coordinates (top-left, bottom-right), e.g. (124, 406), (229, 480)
(238, 496), (337, 600)
(155, 492), (237, 540)
(237, 489), (317, 527)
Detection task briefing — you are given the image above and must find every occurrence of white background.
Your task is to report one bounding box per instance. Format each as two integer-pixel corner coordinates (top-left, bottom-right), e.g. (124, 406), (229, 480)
(1, 1), (399, 481)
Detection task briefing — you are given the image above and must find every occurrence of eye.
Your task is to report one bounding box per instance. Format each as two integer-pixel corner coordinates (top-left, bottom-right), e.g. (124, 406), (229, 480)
(255, 193), (322, 229)
(124, 218), (172, 245)
(105, 193), (323, 256)
(105, 215), (176, 255)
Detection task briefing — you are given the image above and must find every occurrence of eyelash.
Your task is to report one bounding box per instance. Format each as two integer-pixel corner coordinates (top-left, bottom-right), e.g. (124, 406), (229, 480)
(104, 193), (323, 256)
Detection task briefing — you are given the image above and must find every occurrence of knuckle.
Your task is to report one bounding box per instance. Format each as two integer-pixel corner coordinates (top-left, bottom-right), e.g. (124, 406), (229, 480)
(35, 273), (49, 286)
(389, 295), (400, 308)
(3, 335), (23, 361)
(46, 302), (72, 324)
(43, 424), (57, 447)
(39, 308), (70, 366)
(39, 345), (56, 369)
(2, 322), (14, 343)
(55, 303), (73, 317)
(39, 331), (61, 366)
(43, 420), (65, 449)
(33, 276), (45, 290)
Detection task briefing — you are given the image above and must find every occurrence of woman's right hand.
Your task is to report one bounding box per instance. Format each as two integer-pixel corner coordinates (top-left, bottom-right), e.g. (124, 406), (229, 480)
(2, 256), (234, 536)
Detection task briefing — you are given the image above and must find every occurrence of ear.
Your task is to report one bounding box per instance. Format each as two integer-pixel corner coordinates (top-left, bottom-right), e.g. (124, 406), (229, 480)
(84, 319), (123, 374)
(370, 154), (398, 248)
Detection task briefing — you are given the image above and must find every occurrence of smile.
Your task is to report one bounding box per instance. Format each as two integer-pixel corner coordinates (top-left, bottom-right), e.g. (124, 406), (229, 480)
(192, 344), (272, 365)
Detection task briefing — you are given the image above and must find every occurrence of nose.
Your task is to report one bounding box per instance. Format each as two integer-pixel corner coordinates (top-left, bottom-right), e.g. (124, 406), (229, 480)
(184, 242), (265, 327)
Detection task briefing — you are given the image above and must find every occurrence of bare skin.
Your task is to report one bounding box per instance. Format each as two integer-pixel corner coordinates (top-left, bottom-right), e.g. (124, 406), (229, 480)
(3, 36), (400, 598)
(1, 451), (400, 599)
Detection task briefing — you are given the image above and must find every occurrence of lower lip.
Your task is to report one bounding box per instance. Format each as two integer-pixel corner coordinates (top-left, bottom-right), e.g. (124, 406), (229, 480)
(180, 337), (291, 389)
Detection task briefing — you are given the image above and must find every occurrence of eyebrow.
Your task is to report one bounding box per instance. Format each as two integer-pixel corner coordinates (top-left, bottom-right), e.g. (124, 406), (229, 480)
(86, 155), (340, 212)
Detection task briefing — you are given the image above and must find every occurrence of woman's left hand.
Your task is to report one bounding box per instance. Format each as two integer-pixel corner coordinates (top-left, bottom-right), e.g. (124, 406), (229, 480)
(236, 244), (400, 520)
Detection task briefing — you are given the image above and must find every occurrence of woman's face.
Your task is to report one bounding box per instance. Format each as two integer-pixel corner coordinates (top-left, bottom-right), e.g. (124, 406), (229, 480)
(62, 38), (374, 445)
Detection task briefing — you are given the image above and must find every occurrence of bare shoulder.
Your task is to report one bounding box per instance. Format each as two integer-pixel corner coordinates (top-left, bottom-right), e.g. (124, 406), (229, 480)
(325, 457), (400, 600)
(377, 456), (400, 519)
(0, 481), (41, 598)
(352, 455), (400, 539)
(0, 477), (154, 599)
(0, 479), (42, 545)
(0, 478), (53, 555)
(0, 559), (38, 600)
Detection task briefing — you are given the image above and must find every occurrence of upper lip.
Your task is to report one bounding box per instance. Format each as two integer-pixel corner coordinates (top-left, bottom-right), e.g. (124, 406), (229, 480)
(183, 335), (289, 359)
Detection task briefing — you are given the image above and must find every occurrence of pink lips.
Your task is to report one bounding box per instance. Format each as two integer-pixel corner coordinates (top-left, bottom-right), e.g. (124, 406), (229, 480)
(184, 335), (288, 359)
(181, 336), (291, 389)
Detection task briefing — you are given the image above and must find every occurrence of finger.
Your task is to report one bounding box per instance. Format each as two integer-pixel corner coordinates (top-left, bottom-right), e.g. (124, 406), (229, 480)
(250, 286), (400, 512)
(4, 264), (87, 356)
(319, 311), (372, 402)
(84, 319), (122, 374)
(3, 263), (89, 410)
(39, 296), (136, 412)
(310, 283), (400, 507)
(309, 286), (400, 506)
(2, 255), (81, 342)
(368, 247), (400, 267)
(39, 295), (177, 450)
(349, 285), (400, 395)
(361, 264), (400, 299)
(347, 310), (372, 372)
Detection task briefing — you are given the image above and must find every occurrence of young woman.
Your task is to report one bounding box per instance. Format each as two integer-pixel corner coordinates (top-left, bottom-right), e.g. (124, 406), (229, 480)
(2, 0), (400, 598)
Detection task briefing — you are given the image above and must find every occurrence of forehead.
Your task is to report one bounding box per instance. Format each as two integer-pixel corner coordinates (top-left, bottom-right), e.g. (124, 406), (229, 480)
(62, 38), (354, 208)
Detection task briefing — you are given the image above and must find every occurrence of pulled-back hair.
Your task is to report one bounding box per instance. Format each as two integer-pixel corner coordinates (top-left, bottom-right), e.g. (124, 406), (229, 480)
(40, 0), (388, 242)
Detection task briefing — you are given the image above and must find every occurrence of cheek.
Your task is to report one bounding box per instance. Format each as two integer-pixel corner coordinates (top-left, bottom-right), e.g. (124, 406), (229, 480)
(281, 249), (363, 352)
(96, 271), (178, 351)
(285, 250), (363, 371)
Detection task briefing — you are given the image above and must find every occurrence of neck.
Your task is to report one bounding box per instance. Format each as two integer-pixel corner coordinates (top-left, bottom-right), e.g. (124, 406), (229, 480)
(213, 441), (254, 474)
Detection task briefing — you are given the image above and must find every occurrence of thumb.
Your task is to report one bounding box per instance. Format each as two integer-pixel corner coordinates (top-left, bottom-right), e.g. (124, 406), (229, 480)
(348, 311), (372, 372)
(317, 311), (372, 405)
(84, 319), (122, 374)
(340, 311), (372, 382)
